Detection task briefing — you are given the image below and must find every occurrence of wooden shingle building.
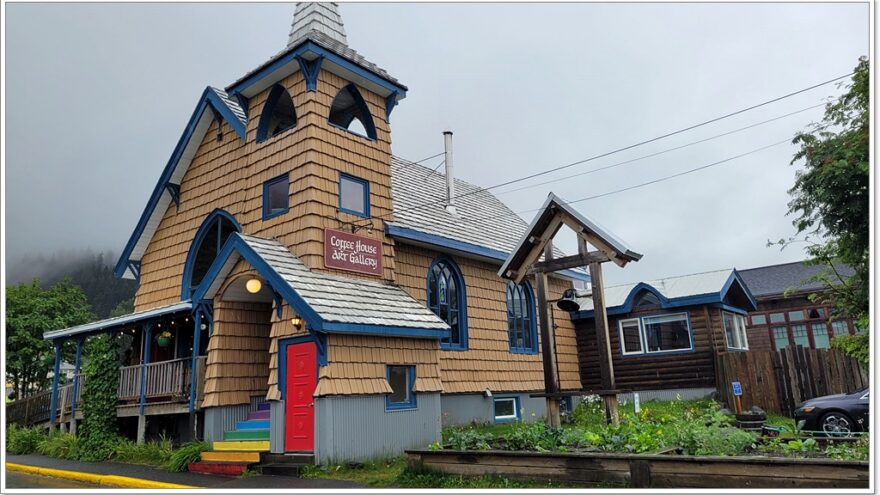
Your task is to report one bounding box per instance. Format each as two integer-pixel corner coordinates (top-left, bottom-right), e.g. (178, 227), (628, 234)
(41, 3), (609, 465)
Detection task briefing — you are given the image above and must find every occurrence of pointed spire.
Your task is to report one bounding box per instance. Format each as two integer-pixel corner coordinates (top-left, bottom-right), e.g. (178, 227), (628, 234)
(288, 2), (347, 47)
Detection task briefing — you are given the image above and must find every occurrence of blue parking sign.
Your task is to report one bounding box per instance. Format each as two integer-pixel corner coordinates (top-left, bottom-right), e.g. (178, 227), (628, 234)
(732, 381), (742, 396)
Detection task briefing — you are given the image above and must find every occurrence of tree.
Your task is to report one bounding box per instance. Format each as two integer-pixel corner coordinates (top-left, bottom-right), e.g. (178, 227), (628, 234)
(786, 57), (869, 366)
(76, 334), (121, 461)
(6, 279), (92, 398)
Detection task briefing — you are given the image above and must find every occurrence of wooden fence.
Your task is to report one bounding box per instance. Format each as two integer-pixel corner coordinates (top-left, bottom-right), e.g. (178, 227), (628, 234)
(716, 347), (868, 415)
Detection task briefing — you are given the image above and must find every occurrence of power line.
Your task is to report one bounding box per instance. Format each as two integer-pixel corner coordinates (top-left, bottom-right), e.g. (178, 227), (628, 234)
(363, 72), (850, 225)
(494, 100), (830, 196)
(396, 151), (446, 170)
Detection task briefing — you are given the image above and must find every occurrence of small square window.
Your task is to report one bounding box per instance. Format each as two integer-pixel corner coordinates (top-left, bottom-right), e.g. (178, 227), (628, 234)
(788, 310), (806, 322)
(618, 318), (643, 355)
(386, 365), (416, 410)
(263, 174), (289, 219)
(339, 174), (370, 217)
(494, 397), (519, 422)
(769, 312), (786, 324)
(751, 314), (767, 326)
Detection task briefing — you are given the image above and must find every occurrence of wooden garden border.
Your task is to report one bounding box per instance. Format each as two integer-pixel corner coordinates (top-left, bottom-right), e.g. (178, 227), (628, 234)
(406, 449), (869, 488)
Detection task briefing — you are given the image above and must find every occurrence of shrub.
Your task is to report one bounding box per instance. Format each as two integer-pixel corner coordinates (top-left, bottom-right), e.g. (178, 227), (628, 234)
(445, 429), (492, 451)
(499, 423), (562, 452)
(36, 432), (79, 459)
(114, 435), (174, 467)
(166, 441), (210, 472)
(677, 424), (756, 456)
(6, 425), (46, 454)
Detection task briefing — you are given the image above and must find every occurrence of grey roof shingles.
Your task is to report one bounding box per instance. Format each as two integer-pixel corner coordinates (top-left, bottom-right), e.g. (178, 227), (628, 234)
(738, 261), (855, 298)
(238, 234), (448, 330)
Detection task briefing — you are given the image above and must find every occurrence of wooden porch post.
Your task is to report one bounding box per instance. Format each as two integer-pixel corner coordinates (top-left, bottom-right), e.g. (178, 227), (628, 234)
(137, 323), (154, 444)
(589, 260), (619, 426)
(188, 309), (203, 440)
(48, 340), (63, 432)
(69, 336), (84, 435)
(536, 245), (562, 428)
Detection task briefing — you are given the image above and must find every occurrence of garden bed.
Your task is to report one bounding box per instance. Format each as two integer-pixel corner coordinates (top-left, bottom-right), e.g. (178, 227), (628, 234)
(406, 449), (869, 488)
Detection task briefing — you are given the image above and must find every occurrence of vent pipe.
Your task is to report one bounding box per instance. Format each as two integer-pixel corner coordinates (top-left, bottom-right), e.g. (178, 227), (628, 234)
(444, 131), (456, 215)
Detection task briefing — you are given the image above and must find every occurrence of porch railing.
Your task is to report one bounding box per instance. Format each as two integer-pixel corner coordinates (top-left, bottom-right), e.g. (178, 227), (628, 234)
(6, 357), (207, 426)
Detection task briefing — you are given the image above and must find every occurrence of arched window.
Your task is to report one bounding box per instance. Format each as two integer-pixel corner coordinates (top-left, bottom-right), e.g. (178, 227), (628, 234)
(328, 84), (377, 139)
(182, 210), (241, 299)
(635, 290), (660, 307)
(427, 257), (467, 350)
(256, 84), (297, 142)
(507, 281), (537, 354)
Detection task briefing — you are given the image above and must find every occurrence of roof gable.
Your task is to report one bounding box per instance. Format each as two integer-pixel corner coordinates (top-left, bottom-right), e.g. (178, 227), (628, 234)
(113, 88), (247, 279)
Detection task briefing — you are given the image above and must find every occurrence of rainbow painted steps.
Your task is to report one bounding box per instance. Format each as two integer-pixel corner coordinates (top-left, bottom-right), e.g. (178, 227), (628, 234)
(188, 403), (272, 476)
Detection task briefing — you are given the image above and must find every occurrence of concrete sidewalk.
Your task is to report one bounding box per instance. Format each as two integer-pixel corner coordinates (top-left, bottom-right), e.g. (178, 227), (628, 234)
(6, 454), (364, 489)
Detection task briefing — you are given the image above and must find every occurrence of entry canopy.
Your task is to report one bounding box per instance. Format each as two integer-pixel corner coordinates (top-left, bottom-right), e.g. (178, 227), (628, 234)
(499, 193), (642, 283)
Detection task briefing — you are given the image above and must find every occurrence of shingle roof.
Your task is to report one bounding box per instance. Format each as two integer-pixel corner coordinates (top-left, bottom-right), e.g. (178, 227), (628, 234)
(738, 261), (856, 298)
(388, 156), (567, 259)
(209, 87), (248, 127)
(573, 269), (737, 312)
(288, 2), (347, 46)
(199, 233), (449, 333)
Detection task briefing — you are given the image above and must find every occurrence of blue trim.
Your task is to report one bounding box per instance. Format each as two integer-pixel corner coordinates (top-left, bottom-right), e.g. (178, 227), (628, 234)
(329, 85), (377, 140)
(385, 91), (399, 120)
(165, 183), (180, 209)
(277, 335), (321, 401)
(227, 41), (407, 99)
(139, 323), (154, 416)
(190, 233), (450, 340)
(127, 261), (141, 284)
(70, 336), (84, 421)
(724, 270), (758, 311)
(188, 304), (210, 412)
(712, 303), (749, 315)
(493, 396), (521, 423)
(319, 322), (449, 339)
(338, 173), (370, 218)
(272, 289), (284, 320)
(385, 365), (417, 411)
(48, 340), (62, 426)
(329, 122), (378, 142)
(256, 85), (297, 143)
(507, 281), (539, 354)
(427, 255), (469, 351)
(296, 55), (323, 92)
(385, 224), (589, 282)
(180, 209), (241, 299)
(616, 311), (696, 358)
(114, 87), (246, 279)
(262, 173), (290, 220)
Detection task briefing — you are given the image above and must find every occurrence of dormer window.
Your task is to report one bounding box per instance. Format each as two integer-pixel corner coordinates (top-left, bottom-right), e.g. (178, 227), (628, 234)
(328, 84), (377, 140)
(635, 291), (660, 307)
(257, 84), (297, 142)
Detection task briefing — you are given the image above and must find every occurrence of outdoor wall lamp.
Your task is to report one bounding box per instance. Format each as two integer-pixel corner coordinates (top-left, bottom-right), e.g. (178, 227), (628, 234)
(246, 278), (263, 294)
(291, 317), (304, 328)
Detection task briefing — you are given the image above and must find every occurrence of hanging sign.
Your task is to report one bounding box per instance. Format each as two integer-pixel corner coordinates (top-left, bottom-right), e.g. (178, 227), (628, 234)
(324, 229), (383, 276)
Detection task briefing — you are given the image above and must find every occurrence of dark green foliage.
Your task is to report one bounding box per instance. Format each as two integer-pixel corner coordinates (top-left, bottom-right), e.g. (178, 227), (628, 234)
(5, 425), (47, 454)
(44, 252), (137, 319)
(76, 334), (122, 461)
(166, 441), (211, 472)
(114, 436), (173, 467)
(110, 298), (135, 318)
(5, 279), (92, 399)
(37, 432), (80, 459)
(831, 332), (869, 369)
(444, 429), (492, 450)
(785, 57), (869, 365)
(677, 425), (756, 456)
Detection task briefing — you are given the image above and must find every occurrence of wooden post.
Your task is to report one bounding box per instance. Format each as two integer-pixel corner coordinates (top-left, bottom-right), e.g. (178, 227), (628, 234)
(589, 260), (619, 426)
(48, 340), (62, 432)
(188, 310), (203, 440)
(536, 244), (561, 428)
(70, 336), (84, 435)
(138, 323), (153, 444)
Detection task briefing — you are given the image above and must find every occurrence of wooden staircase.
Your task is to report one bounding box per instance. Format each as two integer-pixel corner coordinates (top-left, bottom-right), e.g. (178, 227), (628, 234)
(188, 403), (272, 476)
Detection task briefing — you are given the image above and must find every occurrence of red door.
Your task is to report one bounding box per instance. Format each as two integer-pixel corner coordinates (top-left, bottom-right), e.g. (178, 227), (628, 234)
(285, 342), (317, 451)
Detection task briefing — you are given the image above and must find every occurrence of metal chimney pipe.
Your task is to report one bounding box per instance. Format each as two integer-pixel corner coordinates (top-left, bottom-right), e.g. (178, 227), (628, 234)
(443, 131), (455, 214)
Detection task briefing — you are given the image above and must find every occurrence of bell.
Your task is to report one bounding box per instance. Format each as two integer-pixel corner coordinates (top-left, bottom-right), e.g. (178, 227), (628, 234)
(556, 288), (581, 312)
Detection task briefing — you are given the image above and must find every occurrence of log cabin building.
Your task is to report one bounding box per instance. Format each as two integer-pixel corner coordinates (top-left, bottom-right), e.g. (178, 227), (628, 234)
(570, 269), (757, 401)
(38, 3), (606, 466)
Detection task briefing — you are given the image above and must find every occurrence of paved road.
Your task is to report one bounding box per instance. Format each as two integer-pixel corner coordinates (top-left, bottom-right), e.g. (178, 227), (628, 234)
(6, 471), (103, 489)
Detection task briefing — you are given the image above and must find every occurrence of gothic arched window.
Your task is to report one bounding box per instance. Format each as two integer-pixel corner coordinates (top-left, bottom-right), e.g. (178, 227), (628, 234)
(427, 257), (467, 350)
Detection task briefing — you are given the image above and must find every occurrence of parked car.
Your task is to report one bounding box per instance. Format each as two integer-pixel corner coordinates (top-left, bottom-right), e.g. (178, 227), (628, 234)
(793, 387), (869, 436)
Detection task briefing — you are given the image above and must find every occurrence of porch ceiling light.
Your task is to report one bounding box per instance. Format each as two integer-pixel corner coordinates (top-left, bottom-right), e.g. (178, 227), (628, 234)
(246, 278), (263, 294)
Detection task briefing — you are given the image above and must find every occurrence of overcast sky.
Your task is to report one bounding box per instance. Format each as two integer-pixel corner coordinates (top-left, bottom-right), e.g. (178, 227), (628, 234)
(4, 2), (869, 286)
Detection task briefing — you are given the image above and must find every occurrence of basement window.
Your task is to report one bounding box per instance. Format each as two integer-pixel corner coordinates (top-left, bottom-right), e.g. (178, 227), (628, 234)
(256, 84), (297, 142)
(386, 365), (416, 411)
(494, 397), (519, 423)
(263, 174), (289, 220)
(328, 84), (377, 139)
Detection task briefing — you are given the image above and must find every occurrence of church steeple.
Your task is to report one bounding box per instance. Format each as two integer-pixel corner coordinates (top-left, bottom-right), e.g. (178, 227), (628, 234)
(288, 2), (347, 47)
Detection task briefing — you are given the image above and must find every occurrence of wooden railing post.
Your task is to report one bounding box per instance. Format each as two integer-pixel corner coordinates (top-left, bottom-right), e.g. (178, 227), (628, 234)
(137, 323), (153, 444)
(48, 340), (63, 432)
(70, 336), (84, 435)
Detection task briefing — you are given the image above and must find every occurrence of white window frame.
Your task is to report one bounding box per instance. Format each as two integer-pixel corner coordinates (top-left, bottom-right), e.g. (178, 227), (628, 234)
(493, 397), (519, 422)
(722, 311), (749, 351)
(618, 318), (645, 355)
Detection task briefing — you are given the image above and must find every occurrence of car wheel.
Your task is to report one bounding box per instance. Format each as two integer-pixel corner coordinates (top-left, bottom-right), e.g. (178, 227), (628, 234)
(820, 412), (856, 437)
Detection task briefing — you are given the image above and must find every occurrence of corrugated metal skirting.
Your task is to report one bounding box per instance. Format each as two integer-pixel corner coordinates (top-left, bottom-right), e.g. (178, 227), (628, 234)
(203, 395), (267, 444)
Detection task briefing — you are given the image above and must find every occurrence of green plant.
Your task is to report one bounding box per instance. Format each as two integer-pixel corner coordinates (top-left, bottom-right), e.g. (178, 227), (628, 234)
(825, 437), (869, 461)
(781, 438), (819, 456)
(6, 424), (47, 455)
(113, 435), (174, 467)
(445, 429), (492, 451)
(240, 468), (259, 478)
(677, 425), (756, 456)
(165, 440), (210, 472)
(76, 334), (122, 461)
(36, 432), (79, 459)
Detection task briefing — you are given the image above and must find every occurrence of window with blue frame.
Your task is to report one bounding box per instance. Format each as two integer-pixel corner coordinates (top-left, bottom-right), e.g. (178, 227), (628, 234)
(263, 174), (289, 219)
(493, 397), (519, 422)
(338, 174), (370, 217)
(427, 258), (467, 350)
(386, 365), (416, 410)
(328, 84), (377, 140)
(256, 84), (297, 142)
(506, 281), (537, 353)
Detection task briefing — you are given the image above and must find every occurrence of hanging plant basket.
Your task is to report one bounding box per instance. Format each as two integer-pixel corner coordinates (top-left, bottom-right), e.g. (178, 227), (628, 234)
(157, 333), (172, 347)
